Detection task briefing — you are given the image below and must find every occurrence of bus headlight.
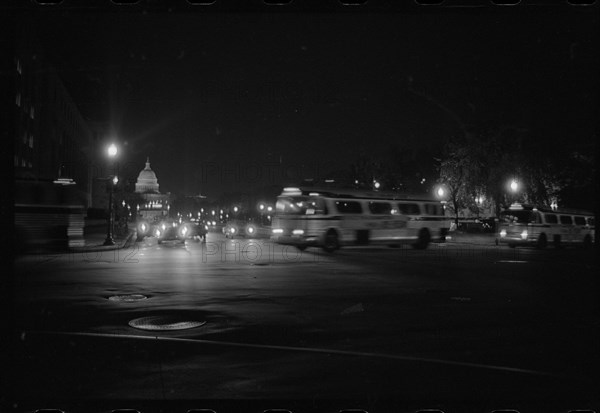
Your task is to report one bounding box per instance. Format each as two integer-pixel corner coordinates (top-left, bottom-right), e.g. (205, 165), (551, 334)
(500, 229), (507, 238)
(521, 230), (528, 240)
(292, 229), (304, 235)
(272, 228), (283, 234)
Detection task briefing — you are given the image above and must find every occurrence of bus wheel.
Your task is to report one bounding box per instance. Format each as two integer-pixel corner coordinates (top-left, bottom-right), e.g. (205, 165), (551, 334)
(583, 234), (592, 250)
(296, 245), (307, 251)
(323, 229), (340, 253)
(537, 233), (547, 249)
(553, 234), (562, 249)
(412, 228), (431, 250)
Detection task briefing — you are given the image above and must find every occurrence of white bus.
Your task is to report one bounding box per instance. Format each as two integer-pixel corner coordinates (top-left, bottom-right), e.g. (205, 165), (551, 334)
(496, 203), (595, 249)
(271, 187), (451, 252)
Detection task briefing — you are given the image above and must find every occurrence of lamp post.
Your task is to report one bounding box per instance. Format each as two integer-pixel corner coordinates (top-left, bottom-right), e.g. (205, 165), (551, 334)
(103, 143), (118, 246)
(258, 203), (265, 225)
(103, 175), (119, 245)
(509, 179), (519, 204)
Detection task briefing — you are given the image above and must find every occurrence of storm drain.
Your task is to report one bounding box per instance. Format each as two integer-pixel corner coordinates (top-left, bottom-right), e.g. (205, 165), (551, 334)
(108, 294), (148, 302)
(128, 316), (206, 331)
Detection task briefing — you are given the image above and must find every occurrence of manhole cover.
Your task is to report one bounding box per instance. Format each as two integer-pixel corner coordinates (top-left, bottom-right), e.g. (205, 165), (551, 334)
(108, 294), (148, 302)
(128, 316), (206, 331)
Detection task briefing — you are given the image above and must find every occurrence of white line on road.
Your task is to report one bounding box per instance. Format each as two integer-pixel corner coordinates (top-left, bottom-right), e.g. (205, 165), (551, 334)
(24, 330), (565, 379)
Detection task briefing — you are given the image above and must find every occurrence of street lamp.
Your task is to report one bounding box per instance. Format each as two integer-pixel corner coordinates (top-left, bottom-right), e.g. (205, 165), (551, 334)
(102, 143), (119, 246)
(436, 186), (445, 199)
(107, 143), (118, 157)
(103, 175), (119, 246)
(510, 180), (518, 193)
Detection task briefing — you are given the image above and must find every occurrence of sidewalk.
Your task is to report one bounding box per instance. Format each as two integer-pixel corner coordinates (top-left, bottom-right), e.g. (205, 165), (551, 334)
(69, 228), (136, 253)
(445, 231), (497, 246)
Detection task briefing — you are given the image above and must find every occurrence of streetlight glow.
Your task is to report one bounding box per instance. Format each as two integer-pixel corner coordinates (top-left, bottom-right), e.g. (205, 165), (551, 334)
(107, 143), (118, 158)
(437, 187), (445, 198)
(510, 180), (518, 192)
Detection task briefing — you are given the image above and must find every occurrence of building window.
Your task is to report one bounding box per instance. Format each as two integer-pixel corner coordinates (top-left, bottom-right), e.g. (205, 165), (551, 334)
(16, 92), (21, 107)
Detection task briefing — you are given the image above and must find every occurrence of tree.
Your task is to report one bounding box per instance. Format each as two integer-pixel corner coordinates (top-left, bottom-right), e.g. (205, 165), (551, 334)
(437, 141), (476, 226)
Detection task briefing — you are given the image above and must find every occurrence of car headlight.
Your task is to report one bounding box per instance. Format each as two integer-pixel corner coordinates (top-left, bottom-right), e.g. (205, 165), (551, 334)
(137, 222), (148, 234)
(179, 225), (189, 237)
(521, 230), (528, 240)
(500, 229), (507, 237)
(272, 228), (283, 234)
(292, 229), (304, 235)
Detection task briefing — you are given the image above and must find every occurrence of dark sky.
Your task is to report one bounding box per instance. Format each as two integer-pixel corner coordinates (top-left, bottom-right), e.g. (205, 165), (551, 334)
(32, 6), (598, 198)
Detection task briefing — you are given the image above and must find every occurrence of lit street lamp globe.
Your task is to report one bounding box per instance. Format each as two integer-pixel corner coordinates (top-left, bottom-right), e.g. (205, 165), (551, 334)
(437, 187), (445, 198)
(107, 143), (118, 158)
(510, 180), (518, 192)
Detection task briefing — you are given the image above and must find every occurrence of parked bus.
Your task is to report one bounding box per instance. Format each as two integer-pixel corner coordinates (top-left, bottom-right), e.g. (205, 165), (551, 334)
(271, 187), (451, 252)
(496, 203), (595, 249)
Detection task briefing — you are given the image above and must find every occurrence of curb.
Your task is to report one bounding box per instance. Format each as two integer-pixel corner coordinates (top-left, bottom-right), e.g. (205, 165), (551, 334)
(445, 234), (498, 246)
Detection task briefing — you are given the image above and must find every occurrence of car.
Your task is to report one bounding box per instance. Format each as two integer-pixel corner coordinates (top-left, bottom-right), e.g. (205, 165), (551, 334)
(152, 219), (190, 244)
(187, 220), (208, 242)
(224, 219), (264, 239)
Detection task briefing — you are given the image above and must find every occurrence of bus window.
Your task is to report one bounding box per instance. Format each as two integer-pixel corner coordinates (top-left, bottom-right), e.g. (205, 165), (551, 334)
(368, 202), (392, 215)
(544, 214), (558, 224)
(559, 215), (573, 225)
(397, 203), (420, 215)
(574, 216), (586, 226)
(424, 203), (443, 216)
(587, 217), (595, 227)
(335, 200), (363, 214)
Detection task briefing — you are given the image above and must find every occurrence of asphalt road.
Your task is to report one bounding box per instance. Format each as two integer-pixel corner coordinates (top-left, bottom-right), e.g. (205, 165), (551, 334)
(9, 234), (600, 412)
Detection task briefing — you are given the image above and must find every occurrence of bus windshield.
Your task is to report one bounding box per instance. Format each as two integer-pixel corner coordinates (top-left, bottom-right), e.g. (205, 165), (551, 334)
(276, 196), (326, 215)
(499, 210), (534, 224)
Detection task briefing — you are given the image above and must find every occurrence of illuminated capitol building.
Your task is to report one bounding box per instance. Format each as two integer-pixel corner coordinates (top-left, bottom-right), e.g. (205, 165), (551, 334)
(135, 157), (170, 221)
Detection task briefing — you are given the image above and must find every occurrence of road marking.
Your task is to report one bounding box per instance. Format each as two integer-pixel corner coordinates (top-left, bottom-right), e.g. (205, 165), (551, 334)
(24, 330), (564, 379)
(494, 260), (529, 264)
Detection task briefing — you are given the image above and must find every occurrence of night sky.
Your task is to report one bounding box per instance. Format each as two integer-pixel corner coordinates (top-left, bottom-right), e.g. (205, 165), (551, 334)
(31, 6), (598, 198)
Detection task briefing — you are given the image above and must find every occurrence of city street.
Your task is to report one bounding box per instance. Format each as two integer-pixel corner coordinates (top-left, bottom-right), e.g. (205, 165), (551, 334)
(10, 234), (600, 412)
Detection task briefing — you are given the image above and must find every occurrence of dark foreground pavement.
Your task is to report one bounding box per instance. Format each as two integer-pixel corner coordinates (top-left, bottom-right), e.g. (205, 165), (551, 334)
(7, 236), (600, 413)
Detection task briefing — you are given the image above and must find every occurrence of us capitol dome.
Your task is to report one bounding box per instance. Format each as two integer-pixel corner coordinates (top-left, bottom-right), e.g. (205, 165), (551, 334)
(135, 157), (160, 193)
(134, 157), (170, 221)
